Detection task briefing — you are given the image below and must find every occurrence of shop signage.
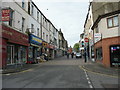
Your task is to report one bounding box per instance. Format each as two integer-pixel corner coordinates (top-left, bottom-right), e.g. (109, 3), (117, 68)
(2, 24), (29, 46)
(29, 34), (42, 46)
(2, 9), (10, 21)
(42, 41), (48, 48)
(49, 44), (55, 49)
(94, 33), (102, 43)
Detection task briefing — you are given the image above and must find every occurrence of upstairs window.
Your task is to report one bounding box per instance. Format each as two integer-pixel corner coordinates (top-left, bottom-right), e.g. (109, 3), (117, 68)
(107, 15), (118, 28)
(37, 28), (39, 37)
(31, 5), (34, 16)
(22, 0), (25, 9)
(37, 11), (39, 22)
(22, 17), (25, 32)
(9, 10), (13, 26)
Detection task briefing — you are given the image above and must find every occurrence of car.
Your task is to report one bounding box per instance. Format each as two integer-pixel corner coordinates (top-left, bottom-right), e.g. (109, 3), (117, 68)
(76, 52), (82, 58)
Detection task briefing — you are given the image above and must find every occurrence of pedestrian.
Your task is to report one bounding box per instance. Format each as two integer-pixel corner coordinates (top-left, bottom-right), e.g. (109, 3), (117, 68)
(67, 53), (69, 59)
(71, 52), (74, 58)
(84, 52), (87, 63)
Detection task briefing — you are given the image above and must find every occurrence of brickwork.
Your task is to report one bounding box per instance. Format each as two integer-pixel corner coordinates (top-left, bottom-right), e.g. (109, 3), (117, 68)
(94, 36), (120, 67)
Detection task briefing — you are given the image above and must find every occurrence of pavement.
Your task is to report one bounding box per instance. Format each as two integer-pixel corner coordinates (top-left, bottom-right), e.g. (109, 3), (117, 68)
(1, 56), (120, 78)
(2, 63), (40, 74)
(82, 60), (120, 77)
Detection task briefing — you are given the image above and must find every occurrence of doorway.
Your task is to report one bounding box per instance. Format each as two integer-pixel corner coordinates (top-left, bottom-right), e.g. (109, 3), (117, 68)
(7, 45), (15, 64)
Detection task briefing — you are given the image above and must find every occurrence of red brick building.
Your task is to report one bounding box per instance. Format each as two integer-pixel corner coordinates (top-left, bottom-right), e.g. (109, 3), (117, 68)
(92, 10), (120, 67)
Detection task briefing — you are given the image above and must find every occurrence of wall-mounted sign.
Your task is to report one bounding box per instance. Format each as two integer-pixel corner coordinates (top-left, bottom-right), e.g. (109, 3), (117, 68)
(2, 9), (10, 21)
(94, 33), (102, 43)
(94, 33), (101, 38)
(2, 24), (29, 46)
(29, 34), (42, 46)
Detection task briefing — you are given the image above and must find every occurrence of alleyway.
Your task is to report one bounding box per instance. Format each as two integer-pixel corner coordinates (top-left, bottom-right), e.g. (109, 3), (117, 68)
(2, 56), (118, 88)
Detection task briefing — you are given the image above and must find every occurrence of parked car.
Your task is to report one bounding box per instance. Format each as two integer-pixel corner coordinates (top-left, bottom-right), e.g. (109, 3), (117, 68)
(76, 52), (82, 58)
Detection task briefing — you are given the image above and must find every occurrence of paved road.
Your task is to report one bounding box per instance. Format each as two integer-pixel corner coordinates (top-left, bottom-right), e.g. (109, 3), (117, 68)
(3, 57), (90, 88)
(2, 56), (119, 88)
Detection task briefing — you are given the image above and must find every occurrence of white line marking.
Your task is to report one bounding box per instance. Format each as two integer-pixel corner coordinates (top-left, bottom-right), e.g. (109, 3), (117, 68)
(83, 69), (93, 88)
(88, 81), (91, 84)
(89, 85), (93, 88)
(5, 74), (10, 76)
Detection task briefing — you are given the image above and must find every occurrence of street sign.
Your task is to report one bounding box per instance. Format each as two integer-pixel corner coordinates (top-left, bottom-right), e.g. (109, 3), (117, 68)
(84, 38), (89, 42)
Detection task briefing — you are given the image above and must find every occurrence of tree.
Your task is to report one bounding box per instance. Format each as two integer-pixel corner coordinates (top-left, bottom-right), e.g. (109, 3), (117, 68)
(73, 43), (80, 52)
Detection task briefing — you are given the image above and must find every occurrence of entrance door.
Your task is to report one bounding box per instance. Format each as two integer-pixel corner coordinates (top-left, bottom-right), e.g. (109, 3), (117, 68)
(110, 45), (120, 66)
(7, 45), (15, 64)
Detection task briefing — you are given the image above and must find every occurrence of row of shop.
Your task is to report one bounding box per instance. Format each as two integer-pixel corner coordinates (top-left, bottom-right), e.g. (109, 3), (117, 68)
(84, 37), (120, 67)
(1, 24), (59, 68)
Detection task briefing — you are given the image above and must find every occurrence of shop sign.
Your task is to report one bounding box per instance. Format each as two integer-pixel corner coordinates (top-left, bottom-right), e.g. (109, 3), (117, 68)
(94, 33), (102, 43)
(29, 34), (42, 46)
(2, 9), (10, 21)
(42, 41), (48, 48)
(2, 25), (29, 46)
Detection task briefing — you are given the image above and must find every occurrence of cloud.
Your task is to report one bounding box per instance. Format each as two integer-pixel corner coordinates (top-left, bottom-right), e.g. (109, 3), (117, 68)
(35, 1), (89, 47)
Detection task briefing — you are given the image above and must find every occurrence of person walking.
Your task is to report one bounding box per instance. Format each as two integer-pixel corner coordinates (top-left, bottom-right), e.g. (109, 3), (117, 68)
(71, 52), (74, 58)
(84, 52), (87, 63)
(67, 53), (69, 59)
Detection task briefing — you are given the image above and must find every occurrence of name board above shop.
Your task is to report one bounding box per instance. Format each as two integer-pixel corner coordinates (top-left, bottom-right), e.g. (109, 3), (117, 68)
(29, 34), (42, 46)
(2, 24), (29, 46)
(2, 9), (10, 21)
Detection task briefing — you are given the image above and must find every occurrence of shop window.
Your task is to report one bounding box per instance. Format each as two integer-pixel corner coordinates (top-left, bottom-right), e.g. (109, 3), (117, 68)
(96, 47), (102, 60)
(110, 45), (120, 66)
(7, 45), (15, 64)
(107, 15), (119, 28)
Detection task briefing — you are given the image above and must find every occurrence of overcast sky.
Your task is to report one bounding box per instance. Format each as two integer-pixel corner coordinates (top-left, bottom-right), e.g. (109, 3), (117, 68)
(34, 0), (90, 47)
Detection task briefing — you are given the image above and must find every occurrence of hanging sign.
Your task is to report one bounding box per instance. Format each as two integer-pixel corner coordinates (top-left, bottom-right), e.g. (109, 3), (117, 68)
(2, 9), (10, 21)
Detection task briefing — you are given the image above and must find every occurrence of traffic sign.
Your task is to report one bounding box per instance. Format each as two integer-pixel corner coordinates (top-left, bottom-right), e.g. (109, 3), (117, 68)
(84, 38), (89, 42)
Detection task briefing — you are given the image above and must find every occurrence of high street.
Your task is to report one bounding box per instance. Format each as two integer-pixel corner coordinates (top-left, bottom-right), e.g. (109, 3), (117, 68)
(2, 56), (119, 88)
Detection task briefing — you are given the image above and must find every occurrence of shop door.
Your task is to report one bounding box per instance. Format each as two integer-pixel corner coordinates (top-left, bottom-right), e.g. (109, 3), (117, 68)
(110, 45), (120, 66)
(7, 45), (15, 64)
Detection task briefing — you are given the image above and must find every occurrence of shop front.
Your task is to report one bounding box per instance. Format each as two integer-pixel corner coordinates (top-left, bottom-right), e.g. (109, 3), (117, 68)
(1, 24), (29, 68)
(48, 44), (55, 60)
(110, 45), (120, 67)
(28, 34), (42, 63)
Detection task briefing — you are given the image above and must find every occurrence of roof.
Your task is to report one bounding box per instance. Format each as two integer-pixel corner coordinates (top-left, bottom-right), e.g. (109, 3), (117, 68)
(91, 10), (120, 30)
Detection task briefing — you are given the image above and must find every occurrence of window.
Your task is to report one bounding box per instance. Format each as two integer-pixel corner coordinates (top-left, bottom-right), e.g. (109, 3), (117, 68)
(28, 2), (30, 14)
(96, 48), (102, 60)
(95, 26), (99, 33)
(46, 35), (48, 42)
(31, 24), (34, 33)
(31, 5), (34, 16)
(43, 32), (45, 40)
(37, 11), (39, 22)
(22, 0), (25, 8)
(37, 28), (39, 37)
(22, 17), (25, 32)
(107, 15), (119, 28)
(9, 11), (13, 26)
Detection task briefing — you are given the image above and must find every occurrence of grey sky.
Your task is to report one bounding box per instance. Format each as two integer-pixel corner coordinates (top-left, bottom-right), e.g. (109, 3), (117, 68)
(34, 0), (89, 47)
